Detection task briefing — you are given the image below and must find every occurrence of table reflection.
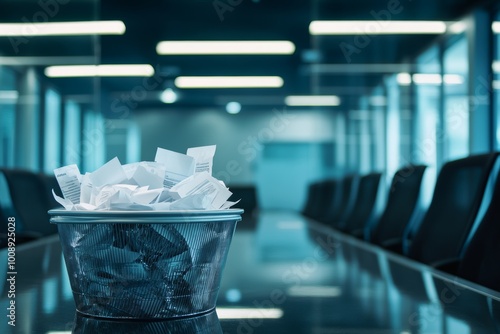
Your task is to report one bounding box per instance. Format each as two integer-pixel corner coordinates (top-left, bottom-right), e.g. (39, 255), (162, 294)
(72, 309), (221, 334)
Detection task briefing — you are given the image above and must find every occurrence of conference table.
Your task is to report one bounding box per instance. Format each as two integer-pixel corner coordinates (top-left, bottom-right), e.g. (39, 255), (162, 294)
(1, 210), (499, 333)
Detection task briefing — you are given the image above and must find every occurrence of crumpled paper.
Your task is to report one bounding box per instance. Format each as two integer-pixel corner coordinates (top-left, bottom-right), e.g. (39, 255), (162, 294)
(53, 145), (238, 211)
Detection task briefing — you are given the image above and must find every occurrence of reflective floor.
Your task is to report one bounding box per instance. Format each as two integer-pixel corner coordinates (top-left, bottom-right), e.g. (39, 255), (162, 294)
(1, 210), (499, 333)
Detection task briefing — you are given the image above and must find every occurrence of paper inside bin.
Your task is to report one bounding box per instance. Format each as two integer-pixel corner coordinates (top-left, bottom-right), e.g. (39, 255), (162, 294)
(53, 145), (237, 211)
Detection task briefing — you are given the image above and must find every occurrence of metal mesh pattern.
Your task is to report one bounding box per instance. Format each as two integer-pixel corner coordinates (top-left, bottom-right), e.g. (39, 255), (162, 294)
(56, 219), (238, 319)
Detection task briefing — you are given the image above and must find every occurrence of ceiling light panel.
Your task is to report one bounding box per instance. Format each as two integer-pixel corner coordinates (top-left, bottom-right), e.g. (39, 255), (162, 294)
(492, 22), (500, 34)
(157, 41), (295, 55)
(44, 65), (154, 77)
(174, 76), (284, 88)
(309, 20), (447, 35)
(285, 95), (341, 106)
(0, 21), (125, 36)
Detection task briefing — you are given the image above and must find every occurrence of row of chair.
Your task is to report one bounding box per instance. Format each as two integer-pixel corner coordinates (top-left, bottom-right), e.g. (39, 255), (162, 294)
(303, 152), (500, 292)
(0, 169), (61, 247)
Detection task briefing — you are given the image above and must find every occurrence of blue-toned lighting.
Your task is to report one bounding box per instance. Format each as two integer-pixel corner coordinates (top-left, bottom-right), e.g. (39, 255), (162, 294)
(285, 95), (340, 106)
(160, 88), (178, 104)
(225, 288), (242, 302)
(45, 65), (154, 78)
(226, 102), (241, 114)
(156, 40), (295, 55)
(310, 20), (447, 35)
(0, 20), (125, 36)
(175, 76), (283, 88)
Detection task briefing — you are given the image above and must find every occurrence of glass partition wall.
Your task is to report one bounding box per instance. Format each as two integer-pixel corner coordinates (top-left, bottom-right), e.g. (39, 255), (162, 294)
(443, 34), (469, 161)
(0, 0), (101, 173)
(310, 7), (494, 178)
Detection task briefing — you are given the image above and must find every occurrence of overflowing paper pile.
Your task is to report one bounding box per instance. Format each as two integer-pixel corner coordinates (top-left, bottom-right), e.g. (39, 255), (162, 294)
(53, 145), (237, 211)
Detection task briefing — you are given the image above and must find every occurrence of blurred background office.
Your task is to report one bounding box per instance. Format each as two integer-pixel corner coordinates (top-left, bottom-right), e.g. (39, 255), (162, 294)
(5, 1), (500, 333)
(0, 0), (498, 214)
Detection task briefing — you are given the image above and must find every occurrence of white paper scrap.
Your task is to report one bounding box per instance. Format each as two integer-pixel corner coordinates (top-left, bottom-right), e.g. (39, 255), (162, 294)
(75, 203), (96, 211)
(187, 145), (216, 175)
(171, 171), (232, 209)
(170, 193), (211, 210)
(131, 188), (163, 205)
(92, 185), (119, 208)
(80, 173), (93, 204)
(220, 200), (240, 210)
(156, 189), (181, 203)
(155, 148), (195, 188)
(53, 148), (239, 212)
(89, 157), (127, 188)
(132, 162), (165, 189)
(52, 189), (75, 210)
(54, 164), (81, 204)
(122, 162), (140, 179)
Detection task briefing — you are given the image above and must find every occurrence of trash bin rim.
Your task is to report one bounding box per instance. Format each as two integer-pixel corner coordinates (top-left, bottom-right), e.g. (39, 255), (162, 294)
(49, 208), (244, 224)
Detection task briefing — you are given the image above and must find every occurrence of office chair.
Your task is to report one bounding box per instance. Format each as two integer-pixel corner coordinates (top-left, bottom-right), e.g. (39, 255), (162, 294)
(302, 182), (320, 218)
(406, 152), (499, 268)
(227, 184), (258, 229)
(338, 173), (383, 238)
(457, 166), (500, 292)
(328, 175), (359, 229)
(0, 169), (58, 238)
(302, 181), (330, 221)
(314, 179), (338, 223)
(369, 165), (427, 253)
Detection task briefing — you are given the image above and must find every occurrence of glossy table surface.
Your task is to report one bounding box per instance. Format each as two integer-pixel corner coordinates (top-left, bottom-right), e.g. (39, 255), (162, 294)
(1, 210), (500, 333)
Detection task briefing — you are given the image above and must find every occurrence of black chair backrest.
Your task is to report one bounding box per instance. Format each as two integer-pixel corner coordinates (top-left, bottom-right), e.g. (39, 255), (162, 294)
(302, 181), (323, 219)
(329, 175), (358, 229)
(0, 169), (58, 237)
(39, 173), (63, 210)
(369, 165), (427, 252)
(227, 185), (258, 217)
(458, 166), (500, 292)
(407, 153), (499, 266)
(340, 173), (383, 238)
(314, 179), (338, 223)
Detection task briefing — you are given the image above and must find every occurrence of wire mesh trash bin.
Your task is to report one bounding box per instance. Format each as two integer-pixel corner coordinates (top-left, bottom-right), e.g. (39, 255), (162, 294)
(72, 308), (222, 333)
(49, 209), (243, 319)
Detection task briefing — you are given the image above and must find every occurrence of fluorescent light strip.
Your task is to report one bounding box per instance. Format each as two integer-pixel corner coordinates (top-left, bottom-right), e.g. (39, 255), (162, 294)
(285, 95), (340, 106)
(448, 21), (467, 34)
(157, 41), (295, 55)
(44, 65), (154, 77)
(413, 74), (464, 85)
(493, 22), (500, 34)
(175, 76), (283, 88)
(397, 73), (464, 85)
(309, 20), (447, 35)
(492, 61), (500, 73)
(216, 307), (283, 319)
(0, 21), (125, 36)
(412, 73), (442, 85)
(397, 72), (412, 85)
(309, 63), (412, 74)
